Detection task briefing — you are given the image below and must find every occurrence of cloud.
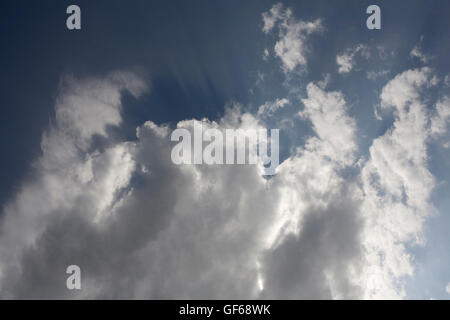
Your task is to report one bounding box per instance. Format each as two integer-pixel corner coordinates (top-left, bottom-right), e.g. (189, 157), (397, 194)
(410, 36), (431, 64)
(260, 82), (363, 298)
(1, 2), (449, 299)
(262, 3), (323, 73)
(410, 46), (429, 63)
(380, 67), (433, 110)
(263, 48), (270, 61)
(300, 83), (357, 166)
(0, 72), (148, 298)
(336, 53), (353, 74)
(445, 75), (450, 87)
(262, 2), (285, 34)
(0, 69), (368, 299)
(359, 67), (440, 298)
(257, 98), (289, 117)
(446, 282), (450, 295)
(1, 64), (448, 299)
(431, 96), (450, 138)
(366, 70), (390, 81)
(0, 74), (270, 298)
(336, 44), (370, 74)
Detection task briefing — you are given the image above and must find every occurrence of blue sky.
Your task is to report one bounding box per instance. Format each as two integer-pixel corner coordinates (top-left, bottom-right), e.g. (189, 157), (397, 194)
(0, 0), (449, 299)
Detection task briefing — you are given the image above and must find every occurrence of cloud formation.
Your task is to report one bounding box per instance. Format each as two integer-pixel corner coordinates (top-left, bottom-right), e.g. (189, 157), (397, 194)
(262, 3), (322, 73)
(1, 67), (448, 300)
(0, 4), (449, 301)
(257, 98), (289, 117)
(336, 44), (370, 74)
(360, 67), (441, 298)
(0, 70), (365, 299)
(410, 36), (431, 64)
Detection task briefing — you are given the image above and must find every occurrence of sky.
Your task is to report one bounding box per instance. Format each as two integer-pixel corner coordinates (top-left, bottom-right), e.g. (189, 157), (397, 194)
(0, 0), (450, 299)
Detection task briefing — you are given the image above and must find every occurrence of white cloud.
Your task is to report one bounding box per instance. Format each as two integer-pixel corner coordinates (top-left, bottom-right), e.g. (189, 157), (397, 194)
(380, 67), (433, 110)
(336, 44), (370, 74)
(262, 2), (285, 34)
(263, 48), (270, 61)
(257, 98), (289, 117)
(262, 3), (322, 73)
(0, 72), (365, 299)
(431, 96), (450, 138)
(366, 69), (390, 80)
(445, 75), (450, 87)
(300, 83), (357, 166)
(410, 37), (431, 64)
(336, 53), (353, 74)
(0, 72), (148, 298)
(258, 81), (362, 299)
(446, 282), (450, 295)
(410, 46), (429, 63)
(360, 67), (439, 299)
(0, 61), (448, 300)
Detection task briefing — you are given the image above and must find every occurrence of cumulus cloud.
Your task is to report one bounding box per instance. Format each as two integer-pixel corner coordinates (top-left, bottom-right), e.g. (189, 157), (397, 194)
(0, 4), (448, 301)
(259, 82), (363, 299)
(0, 67), (367, 299)
(300, 83), (357, 166)
(262, 3), (322, 73)
(336, 54), (353, 74)
(0, 72), (148, 298)
(446, 282), (450, 295)
(360, 67), (440, 299)
(1, 64), (448, 299)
